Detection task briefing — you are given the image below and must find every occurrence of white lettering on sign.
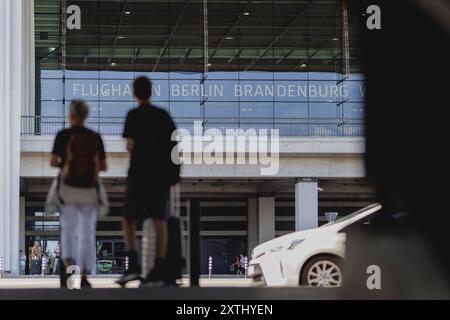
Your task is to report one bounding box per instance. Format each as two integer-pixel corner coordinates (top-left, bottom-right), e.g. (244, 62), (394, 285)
(71, 81), (362, 100)
(171, 84), (224, 98)
(72, 83), (161, 98)
(234, 84), (348, 98)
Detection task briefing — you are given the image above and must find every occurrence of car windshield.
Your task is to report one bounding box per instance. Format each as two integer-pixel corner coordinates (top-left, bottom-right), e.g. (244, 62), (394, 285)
(320, 203), (380, 227)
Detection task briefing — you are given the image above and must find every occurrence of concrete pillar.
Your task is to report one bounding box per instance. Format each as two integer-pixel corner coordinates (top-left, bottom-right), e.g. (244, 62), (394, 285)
(19, 197), (26, 254)
(247, 198), (258, 255)
(295, 179), (318, 231)
(0, 0), (26, 274)
(258, 197), (275, 243)
(22, 0), (35, 116)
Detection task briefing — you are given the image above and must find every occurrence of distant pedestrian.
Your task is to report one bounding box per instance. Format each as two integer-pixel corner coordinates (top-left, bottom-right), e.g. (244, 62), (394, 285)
(42, 254), (49, 275)
(233, 256), (241, 275)
(19, 250), (26, 275)
(30, 241), (42, 275)
(239, 254), (246, 275)
(53, 242), (61, 275)
(48, 254), (54, 274)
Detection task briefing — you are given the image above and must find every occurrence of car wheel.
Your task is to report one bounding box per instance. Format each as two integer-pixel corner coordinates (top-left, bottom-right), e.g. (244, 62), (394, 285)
(300, 255), (343, 287)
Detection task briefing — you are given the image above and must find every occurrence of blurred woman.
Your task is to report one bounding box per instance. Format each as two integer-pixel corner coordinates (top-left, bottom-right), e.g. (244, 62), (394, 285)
(30, 241), (42, 275)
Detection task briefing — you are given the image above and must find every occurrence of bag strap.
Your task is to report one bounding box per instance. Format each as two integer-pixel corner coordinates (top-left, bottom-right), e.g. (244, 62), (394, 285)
(171, 183), (180, 218)
(56, 173), (65, 205)
(95, 182), (103, 206)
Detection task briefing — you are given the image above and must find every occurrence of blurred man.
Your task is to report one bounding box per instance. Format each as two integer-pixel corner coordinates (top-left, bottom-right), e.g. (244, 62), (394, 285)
(53, 242), (61, 275)
(117, 77), (180, 286)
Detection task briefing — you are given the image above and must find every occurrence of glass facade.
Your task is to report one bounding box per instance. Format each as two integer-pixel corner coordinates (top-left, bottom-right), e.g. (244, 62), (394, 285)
(26, 0), (367, 275)
(24, 194), (249, 275)
(32, 0), (364, 136)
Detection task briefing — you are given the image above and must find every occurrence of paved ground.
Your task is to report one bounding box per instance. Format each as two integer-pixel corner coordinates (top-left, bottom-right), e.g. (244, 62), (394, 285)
(2, 276), (330, 300)
(0, 276), (343, 300)
(0, 276), (254, 289)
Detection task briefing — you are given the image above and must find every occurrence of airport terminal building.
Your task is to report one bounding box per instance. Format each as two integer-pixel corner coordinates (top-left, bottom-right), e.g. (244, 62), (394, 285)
(0, 0), (373, 275)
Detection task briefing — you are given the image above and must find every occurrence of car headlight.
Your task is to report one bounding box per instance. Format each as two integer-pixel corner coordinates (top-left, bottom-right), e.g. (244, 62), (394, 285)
(287, 239), (304, 250)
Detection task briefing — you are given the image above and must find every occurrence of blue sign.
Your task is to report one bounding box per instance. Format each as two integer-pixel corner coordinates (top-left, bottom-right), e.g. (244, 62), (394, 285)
(39, 71), (365, 119)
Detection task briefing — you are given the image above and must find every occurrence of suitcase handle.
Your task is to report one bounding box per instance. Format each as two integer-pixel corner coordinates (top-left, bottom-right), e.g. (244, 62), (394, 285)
(170, 183), (181, 218)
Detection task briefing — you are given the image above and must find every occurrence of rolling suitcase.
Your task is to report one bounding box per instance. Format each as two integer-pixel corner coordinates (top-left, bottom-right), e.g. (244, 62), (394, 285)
(141, 185), (184, 286)
(30, 258), (41, 275)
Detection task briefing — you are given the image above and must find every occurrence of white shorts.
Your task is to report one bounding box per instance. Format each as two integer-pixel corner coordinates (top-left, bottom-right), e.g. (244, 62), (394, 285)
(60, 204), (97, 274)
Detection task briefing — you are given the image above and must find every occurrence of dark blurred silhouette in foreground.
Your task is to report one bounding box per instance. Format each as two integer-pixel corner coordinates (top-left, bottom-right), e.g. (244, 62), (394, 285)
(344, 0), (450, 298)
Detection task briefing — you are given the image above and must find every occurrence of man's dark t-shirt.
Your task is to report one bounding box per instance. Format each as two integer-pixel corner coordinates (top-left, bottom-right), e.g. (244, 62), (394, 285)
(123, 104), (178, 188)
(52, 126), (106, 168)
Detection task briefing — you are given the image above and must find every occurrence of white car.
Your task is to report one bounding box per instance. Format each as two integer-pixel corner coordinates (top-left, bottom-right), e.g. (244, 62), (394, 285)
(248, 203), (382, 287)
